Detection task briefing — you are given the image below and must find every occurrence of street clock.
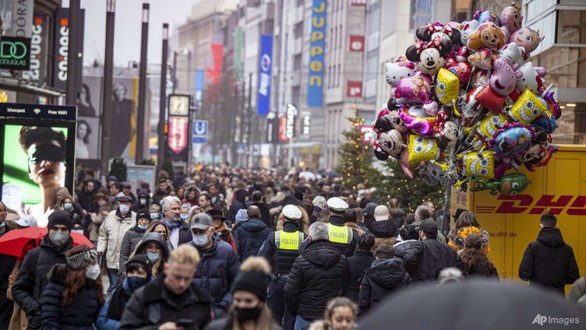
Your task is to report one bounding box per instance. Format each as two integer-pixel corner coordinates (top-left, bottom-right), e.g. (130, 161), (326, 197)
(168, 94), (190, 116)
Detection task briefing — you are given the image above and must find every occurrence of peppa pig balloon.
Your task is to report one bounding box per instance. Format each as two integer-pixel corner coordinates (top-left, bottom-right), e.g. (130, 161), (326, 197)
(490, 58), (519, 96)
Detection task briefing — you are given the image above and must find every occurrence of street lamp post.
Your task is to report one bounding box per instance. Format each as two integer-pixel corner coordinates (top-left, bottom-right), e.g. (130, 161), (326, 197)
(157, 23), (169, 174)
(136, 3), (149, 164)
(66, 0), (81, 105)
(101, 0), (116, 178)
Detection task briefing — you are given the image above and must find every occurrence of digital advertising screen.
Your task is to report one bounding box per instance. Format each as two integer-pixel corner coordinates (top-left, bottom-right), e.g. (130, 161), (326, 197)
(0, 103), (76, 226)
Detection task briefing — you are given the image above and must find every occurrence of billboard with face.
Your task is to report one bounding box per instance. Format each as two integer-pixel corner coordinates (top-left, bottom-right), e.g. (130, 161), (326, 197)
(1, 121), (75, 227)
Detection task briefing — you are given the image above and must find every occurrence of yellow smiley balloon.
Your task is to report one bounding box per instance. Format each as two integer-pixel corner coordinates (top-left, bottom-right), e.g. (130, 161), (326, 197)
(434, 68), (460, 106)
(408, 135), (439, 163)
(460, 151), (495, 180)
(509, 90), (548, 124)
(476, 113), (508, 140)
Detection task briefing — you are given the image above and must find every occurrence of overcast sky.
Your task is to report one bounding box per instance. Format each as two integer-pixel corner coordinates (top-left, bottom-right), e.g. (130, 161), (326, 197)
(80, 0), (196, 68)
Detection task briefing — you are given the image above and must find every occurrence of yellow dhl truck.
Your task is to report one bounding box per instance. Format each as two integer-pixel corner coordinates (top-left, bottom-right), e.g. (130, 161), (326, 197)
(452, 144), (586, 290)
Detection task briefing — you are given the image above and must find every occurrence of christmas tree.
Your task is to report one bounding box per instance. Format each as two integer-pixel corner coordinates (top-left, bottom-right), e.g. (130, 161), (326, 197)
(337, 107), (375, 191)
(370, 158), (445, 214)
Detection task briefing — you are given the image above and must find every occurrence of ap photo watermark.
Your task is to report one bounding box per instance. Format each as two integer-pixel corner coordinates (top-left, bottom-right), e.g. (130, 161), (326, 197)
(532, 314), (580, 327)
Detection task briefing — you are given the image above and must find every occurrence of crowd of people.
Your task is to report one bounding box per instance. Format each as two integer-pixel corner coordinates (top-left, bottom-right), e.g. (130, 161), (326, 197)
(0, 163), (584, 330)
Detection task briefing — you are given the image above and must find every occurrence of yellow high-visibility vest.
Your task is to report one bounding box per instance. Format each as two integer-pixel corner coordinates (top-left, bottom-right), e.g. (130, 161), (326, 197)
(275, 230), (303, 250)
(328, 223), (352, 244)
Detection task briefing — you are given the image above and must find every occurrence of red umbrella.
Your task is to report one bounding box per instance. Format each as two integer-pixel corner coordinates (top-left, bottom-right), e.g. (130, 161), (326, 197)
(0, 227), (94, 258)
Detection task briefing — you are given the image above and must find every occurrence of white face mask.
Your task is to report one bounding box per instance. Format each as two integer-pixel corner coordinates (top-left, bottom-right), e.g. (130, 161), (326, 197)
(85, 264), (101, 280)
(119, 204), (130, 214)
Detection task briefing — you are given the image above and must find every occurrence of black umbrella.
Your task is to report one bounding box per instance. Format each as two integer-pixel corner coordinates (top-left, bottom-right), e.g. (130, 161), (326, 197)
(359, 279), (586, 330)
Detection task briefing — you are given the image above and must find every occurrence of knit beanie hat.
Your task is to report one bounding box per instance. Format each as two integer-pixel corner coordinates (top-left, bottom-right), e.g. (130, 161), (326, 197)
(235, 209), (248, 223)
(126, 254), (153, 279)
(231, 257), (271, 301)
(48, 211), (73, 231)
(65, 245), (98, 269)
(136, 209), (151, 221)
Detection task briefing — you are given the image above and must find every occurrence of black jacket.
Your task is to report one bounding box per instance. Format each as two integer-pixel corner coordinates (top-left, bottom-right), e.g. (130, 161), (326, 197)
(191, 237), (240, 318)
(118, 226), (147, 272)
(227, 190), (248, 223)
(12, 235), (74, 330)
(252, 202), (273, 229)
(284, 240), (348, 321)
(344, 250), (375, 302)
(403, 238), (457, 282)
(358, 257), (411, 315)
(519, 227), (580, 294)
(365, 219), (396, 239)
(204, 316), (283, 330)
(233, 218), (272, 262)
(40, 264), (102, 330)
(120, 273), (213, 330)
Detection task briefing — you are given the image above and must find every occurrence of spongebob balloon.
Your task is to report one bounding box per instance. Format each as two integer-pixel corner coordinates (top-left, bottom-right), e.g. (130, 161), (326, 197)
(408, 135), (440, 163)
(509, 90), (548, 124)
(476, 113), (508, 141)
(434, 68), (460, 106)
(460, 151), (495, 180)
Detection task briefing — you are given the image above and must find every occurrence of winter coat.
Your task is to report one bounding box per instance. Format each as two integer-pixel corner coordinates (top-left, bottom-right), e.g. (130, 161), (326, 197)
(252, 202), (273, 229)
(0, 253), (16, 329)
(204, 315), (283, 330)
(95, 278), (141, 330)
(132, 233), (171, 278)
(88, 212), (106, 242)
(568, 277), (586, 305)
(284, 240), (349, 321)
(344, 250), (375, 302)
(216, 226), (237, 252)
(275, 207), (310, 235)
(77, 190), (94, 213)
(308, 320), (358, 330)
(358, 257), (411, 314)
(163, 218), (193, 248)
(120, 273), (213, 330)
(40, 265), (102, 330)
(227, 190), (247, 223)
(12, 235), (73, 330)
(403, 238), (458, 282)
(191, 237), (240, 318)
(118, 226), (147, 272)
(131, 189), (150, 212)
(97, 209), (136, 269)
(233, 218), (272, 262)
(519, 227), (580, 294)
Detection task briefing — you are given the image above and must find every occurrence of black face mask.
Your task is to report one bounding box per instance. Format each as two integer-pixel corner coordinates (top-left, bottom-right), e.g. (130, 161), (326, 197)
(234, 306), (262, 322)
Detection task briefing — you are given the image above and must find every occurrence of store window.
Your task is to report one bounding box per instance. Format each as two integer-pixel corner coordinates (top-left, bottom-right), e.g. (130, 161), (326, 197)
(556, 10), (586, 45)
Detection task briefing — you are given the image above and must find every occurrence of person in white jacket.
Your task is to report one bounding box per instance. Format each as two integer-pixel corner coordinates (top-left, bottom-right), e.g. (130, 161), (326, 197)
(98, 195), (136, 293)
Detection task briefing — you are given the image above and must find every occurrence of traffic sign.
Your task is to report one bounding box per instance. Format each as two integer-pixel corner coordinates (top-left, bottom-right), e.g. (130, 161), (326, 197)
(192, 120), (208, 144)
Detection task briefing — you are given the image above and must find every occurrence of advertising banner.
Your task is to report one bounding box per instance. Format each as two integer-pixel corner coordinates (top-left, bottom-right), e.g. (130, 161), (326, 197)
(257, 34), (273, 116)
(278, 115), (288, 143)
(11, 0), (33, 37)
(76, 76), (102, 160)
(23, 14), (49, 83)
(346, 81), (363, 97)
(0, 37), (31, 70)
(307, 0), (326, 107)
(0, 103), (76, 227)
(168, 116), (189, 155)
(206, 43), (223, 85)
(53, 8), (69, 90)
(348, 35), (365, 52)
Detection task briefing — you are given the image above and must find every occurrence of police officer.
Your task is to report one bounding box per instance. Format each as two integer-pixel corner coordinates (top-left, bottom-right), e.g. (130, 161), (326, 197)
(327, 197), (358, 257)
(258, 204), (306, 330)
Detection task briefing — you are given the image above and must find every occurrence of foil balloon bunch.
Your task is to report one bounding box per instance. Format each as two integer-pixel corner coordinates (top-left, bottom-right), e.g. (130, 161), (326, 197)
(372, 4), (559, 195)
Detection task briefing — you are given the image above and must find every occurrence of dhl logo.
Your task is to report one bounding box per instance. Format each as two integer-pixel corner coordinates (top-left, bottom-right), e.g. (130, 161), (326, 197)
(476, 195), (586, 216)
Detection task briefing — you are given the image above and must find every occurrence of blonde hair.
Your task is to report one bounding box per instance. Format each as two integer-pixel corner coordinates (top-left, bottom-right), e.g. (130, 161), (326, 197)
(169, 244), (200, 266)
(240, 256), (271, 274)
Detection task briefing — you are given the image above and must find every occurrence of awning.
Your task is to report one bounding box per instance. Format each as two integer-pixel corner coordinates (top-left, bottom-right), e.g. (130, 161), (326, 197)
(0, 76), (64, 97)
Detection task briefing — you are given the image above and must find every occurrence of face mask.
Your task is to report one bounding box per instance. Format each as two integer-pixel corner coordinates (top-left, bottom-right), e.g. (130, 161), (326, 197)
(126, 276), (147, 290)
(119, 205), (130, 214)
(234, 306), (262, 322)
(147, 252), (160, 262)
(49, 231), (69, 247)
(140, 198), (147, 205)
(180, 214), (188, 221)
(137, 224), (148, 230)
(72, 229), (84, 234)
(64, 203), (73, 210)
(150, 213), (159, 220)
(192, 234), (209, 247)
(85, 264), (101, 280)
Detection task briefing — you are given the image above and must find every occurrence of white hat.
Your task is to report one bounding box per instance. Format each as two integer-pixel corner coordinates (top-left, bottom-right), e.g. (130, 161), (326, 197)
(374, 205), (390, 221)
(282, 205), (302, 220)
(327, 197), (349, 212)
(15, 215), (38, 227)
